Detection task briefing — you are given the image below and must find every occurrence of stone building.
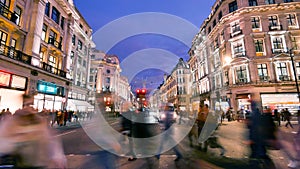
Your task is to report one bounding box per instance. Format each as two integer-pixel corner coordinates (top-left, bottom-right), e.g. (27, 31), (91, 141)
(0, 0), (79, 113)
(189, 0), (300, 113)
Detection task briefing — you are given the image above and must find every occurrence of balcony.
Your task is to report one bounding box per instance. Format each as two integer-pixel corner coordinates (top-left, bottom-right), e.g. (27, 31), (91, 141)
(230, 29), (243, 38)
(0, 44), (67, 78)
(279, 75), (291, 81)
(48, 38), (62, 50)
(269, 24), (283, 31)
(41, 62), (66, 78)
(0, 3), (19, 25)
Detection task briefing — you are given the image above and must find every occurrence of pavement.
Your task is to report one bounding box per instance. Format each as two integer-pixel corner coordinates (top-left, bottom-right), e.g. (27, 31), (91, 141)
(56, 118), (299, 169)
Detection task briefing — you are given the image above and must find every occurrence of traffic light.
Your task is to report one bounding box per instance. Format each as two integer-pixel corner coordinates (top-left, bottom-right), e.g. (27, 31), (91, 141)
(136, 88), (146, 99)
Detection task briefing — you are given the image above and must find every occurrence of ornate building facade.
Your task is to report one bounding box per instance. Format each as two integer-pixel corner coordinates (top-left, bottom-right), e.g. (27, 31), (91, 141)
(189, 0), (300, 113)
(0, 0), (79, 113)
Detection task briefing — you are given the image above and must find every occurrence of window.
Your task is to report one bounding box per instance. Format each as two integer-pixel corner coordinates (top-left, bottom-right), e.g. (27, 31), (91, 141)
(106, 69), (110, 74)
(231, 21), (240, 33)
(249, 0), (258, 6)
(296, 62), (300, 80)
(235, 65), (248, 83)
(229, 1), (238, 13)
(60, 16), (64, 29)
(220, 30), (225, 43)
(14, 6), (21, 25)
(269, 15), (278, 27)
(232, 41), (245, 57)
(83, 60), (86, 67)
(49, 30), (57, 41)
(41, 24), (47, 41)
(77, 40), (82, 50)
(284, 0), (293, 2)
(0, 0), (10, 8)
(45, 2), (50, 16)
(48, 55), (56, 68)
(106, 77), (110, 84)
(218, 11), (223, 20)
(89, 76), (94, 82)
(266, 0), (275, 4)
(208, 26), (211, 34)
(254, 39), (264, 53)
(10, 38), (16, 48)
(257, 64), (268, 79)
(272, 37), (284, 50)
(287, 13), (297, 27)
(291, 36), (299, 50)
(213, 19), (216, 27)
(39, 50), (45, 62)
(51, 7), (60, 24)
(72, 35), (76, 46)
(70, 51), (74, 64)
(251, 17), (261, 29)
(0, 31), (7, 45)
(276, 62), (289, 80)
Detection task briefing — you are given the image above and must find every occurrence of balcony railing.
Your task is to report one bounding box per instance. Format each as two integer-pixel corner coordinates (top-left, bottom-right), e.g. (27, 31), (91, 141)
(0, 3), (19, 25)
(230, 29), (243, 38)
(272, 48), (285, 54)
(41, 62), (66, 78)
(48, 38), (62, 50)
(0, 44), (67, 78)
(269, 24), (283, 31)
(279, 75), (291, 81)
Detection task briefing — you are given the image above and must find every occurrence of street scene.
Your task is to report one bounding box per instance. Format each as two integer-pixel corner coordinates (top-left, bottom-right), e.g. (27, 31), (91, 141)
(1, 0), (300, 169)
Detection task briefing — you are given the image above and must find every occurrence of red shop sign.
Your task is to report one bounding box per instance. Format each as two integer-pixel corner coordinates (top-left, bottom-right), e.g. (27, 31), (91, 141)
(0, 71), (10, 87)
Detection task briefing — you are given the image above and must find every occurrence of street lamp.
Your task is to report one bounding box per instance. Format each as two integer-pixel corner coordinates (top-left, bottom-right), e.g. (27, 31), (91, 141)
(288, 48), (300, 103)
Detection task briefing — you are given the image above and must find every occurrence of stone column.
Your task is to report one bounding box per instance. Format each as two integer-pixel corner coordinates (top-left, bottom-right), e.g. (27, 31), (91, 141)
(64, 14), (75, 78)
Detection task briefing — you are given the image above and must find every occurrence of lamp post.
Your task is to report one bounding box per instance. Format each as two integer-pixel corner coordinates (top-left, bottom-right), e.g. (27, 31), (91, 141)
(288, 48), (300, 103)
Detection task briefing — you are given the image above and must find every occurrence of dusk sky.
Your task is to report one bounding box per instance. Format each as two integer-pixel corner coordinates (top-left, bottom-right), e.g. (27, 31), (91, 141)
(74, 0), (216, 92)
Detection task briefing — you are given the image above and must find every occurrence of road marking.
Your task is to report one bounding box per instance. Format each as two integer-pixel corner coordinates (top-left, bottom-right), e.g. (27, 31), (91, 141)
(55, 130), (77, 137)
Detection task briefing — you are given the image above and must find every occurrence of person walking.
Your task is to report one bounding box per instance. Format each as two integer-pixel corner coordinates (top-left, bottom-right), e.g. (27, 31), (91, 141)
(0, 94), (67, 168)
(120, 101), (137, 161)
(156, 103), (183, 161)
(284, 108), (293, 128)
(197, 104), (209, 151)
(273, 109), (281, 126)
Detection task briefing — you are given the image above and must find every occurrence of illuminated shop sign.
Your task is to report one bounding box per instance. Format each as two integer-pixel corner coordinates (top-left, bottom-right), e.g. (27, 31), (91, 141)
(37, 80), (57, 95)
(11, 75), (26, 89)
(0, 71), (10, 87)
(0, 70), (27, 90)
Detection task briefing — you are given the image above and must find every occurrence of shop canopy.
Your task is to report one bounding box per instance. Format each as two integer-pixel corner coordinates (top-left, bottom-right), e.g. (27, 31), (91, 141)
(67, 99), (94, 112)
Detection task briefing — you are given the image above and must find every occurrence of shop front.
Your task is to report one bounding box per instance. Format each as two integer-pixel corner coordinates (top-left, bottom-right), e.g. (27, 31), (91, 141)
(67, 99), (94, 112)
(33, 80), (65, 112)
(0, 70), (27, 113)
(261, 93), (300, 114)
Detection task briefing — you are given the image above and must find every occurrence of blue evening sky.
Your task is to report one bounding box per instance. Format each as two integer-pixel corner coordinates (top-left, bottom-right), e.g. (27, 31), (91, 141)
(74, 0), (215, 92)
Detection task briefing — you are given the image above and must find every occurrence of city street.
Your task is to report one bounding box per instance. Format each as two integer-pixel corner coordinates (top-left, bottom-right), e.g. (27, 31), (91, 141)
(54, 119), (299, 169)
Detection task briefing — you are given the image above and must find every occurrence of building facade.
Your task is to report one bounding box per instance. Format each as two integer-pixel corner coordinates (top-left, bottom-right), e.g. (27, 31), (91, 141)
(67, 7), (94, 113)
(158, 58), (191, 113)
(0, 0), (80, 113)
(190, 0), (300, 113)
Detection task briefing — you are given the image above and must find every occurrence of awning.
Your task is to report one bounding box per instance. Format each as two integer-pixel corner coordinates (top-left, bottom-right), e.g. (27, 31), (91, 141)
(67, 99), (94, 112)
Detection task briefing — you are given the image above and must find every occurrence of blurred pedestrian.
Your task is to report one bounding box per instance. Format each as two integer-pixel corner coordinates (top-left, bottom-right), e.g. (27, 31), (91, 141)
(120, 101), (137, 161)
(156, 103), (183, 161)
(0, 94), (67, 168)
(197, 104), (209, 151)
(63, 110), (68, 126)
(247, 101), (277, 169)
(284, 108), (293, 128)
(273, 109), (281, 126)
